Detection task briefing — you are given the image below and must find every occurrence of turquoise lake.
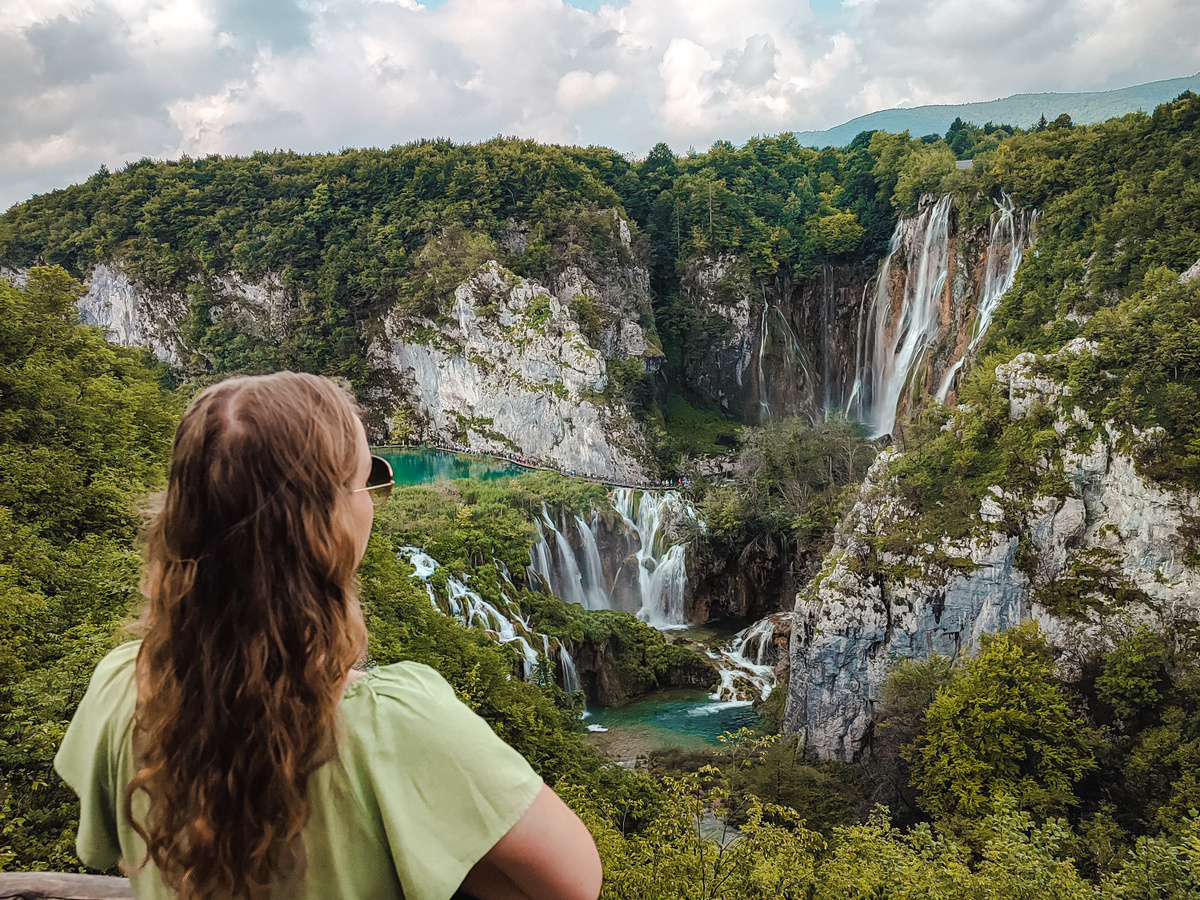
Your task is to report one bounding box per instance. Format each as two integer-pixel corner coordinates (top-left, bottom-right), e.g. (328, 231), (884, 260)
(375, 448), (529, 486)
(584, 691), (758, 749)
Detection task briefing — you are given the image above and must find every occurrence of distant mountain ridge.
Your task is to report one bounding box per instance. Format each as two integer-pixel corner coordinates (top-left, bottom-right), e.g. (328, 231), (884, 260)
(796, 73), (1200, 148)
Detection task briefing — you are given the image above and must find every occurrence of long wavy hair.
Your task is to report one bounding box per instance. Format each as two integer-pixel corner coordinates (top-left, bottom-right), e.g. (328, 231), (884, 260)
(125, 372), (370, 899)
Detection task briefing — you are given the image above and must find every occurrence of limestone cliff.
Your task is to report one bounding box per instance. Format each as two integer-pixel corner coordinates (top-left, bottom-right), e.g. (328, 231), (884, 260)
(784, 339), (1200, 762)
(374, 258), (651, 480)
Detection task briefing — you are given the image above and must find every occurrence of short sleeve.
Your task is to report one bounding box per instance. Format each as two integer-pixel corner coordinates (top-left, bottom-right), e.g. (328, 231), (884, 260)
(345, 662), (544, 900)
(53, 641), (141, 871)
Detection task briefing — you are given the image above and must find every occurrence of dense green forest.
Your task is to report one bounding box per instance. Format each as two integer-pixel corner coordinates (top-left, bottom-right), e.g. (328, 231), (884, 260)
(2, 94), (1200, 894)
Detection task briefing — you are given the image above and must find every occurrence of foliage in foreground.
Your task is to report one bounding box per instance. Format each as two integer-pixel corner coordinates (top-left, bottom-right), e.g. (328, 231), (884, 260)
(573, 750), (1200, 900)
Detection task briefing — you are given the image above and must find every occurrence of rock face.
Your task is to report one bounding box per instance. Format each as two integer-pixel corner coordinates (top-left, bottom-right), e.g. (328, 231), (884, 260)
(376, 261), (650, 480)
(685, 531), (834, 626)
(75, 264), (187, 364)
(569, 631), (718, 707)
(785, 342), (1200, 762)
(680, 257), (873, 424)
(5, 211), (658, 477)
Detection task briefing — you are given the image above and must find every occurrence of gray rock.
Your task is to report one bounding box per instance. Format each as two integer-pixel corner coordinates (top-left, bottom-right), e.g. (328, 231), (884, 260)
(376, 261), (649, 480)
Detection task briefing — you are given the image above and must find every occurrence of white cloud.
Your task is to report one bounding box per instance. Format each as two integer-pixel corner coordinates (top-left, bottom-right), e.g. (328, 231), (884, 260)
(557, 69), (620, 112)
(2, 0), (1199, 210)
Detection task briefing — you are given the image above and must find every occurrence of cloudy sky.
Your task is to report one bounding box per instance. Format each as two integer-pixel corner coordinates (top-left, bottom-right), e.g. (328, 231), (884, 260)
(2, 0), (1199, 211)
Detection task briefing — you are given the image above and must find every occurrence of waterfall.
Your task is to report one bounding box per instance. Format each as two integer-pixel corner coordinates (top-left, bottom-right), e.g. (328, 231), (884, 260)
(573, 511), (610, 611)
(526, 506), (609, 611)
(755, 300), (811, 423)
(822, 265), (835, 416)
(528, 490), (698, 629)
(559, 645), (582, 695)
(707, 617), (781, 703)
(936, 192), (1038, 403)
(756, 304), (772, 421)
(849, 194), (954, 438)
(611, 489), (694, 628)
(401, 546), (545, 681)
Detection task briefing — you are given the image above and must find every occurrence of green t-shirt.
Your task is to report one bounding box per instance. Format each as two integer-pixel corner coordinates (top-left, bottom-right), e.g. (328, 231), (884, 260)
(54, 641), (544, 900)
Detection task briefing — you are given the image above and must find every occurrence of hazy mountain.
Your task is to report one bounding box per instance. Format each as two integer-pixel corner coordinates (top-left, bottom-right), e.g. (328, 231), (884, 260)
(796, 72), (1200, 148)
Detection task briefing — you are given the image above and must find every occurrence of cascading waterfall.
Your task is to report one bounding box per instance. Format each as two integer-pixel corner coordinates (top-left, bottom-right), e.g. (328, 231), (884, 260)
(848, 194), (954, 438)
(401, 546), (582, 692)
(527, 490), (698, 628)
(559, 646), (582, 695)
(574, 511), (610, 611)
(936, 192), (1038, 402)
(707, 617), (781, 703)
(529, 505), (608, 611)
(611, 489), (693, 628)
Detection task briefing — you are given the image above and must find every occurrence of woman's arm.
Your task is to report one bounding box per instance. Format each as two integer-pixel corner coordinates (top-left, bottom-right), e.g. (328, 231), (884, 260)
(458, 784), (602, 900)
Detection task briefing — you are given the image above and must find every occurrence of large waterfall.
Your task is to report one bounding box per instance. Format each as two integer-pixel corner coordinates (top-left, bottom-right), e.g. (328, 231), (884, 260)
(527, 489), (697, 628)
(844, 192), (1036, 437)
(848, 194), (954, 438)
(936, 192), (1038, 402)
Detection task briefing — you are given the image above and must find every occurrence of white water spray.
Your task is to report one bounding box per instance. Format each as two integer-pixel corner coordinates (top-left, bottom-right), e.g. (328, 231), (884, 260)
(707, 617), (783, 703)
(936, 192), (1038, 403)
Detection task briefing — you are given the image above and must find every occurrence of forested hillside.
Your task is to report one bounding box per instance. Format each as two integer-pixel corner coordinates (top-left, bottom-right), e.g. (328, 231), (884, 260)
(1, 95), (1199, 894)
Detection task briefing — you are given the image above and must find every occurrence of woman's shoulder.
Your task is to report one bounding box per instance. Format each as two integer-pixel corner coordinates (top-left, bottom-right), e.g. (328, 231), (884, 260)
(83, 640), (142, 706)
(339, 660), (502, 753)
(342, 659), (456, 710)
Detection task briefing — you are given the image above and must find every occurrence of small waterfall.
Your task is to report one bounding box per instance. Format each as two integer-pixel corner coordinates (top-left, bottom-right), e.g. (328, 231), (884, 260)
(559, 645), (582, 695)
(707, 617), (781, 703)
(849, 194), (954, 438)
(401, 546), (544, 681)
(528, 490), (698, 629)
(528, 516), (556, 595)
(936, 192), (1038, 403)
(757, 304), (772, 421)
(755, 299), (812, 423)
(822, 265), (835, 416)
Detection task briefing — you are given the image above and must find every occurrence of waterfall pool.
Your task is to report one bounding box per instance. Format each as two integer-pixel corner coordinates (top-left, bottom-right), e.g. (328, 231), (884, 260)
(583, 690), (759, 758)
(375, 448), (528, 486)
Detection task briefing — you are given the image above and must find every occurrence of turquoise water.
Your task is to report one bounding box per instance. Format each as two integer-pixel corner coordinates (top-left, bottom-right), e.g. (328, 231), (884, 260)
(585, 690), (758, 749)
(375, 448), (528, 487)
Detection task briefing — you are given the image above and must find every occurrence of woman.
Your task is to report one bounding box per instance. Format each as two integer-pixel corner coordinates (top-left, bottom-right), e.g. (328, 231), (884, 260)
(54, 372), (602, 900)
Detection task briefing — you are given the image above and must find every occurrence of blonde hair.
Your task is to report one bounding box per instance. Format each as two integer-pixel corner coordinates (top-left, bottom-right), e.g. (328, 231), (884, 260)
(125, 372), (369, 898)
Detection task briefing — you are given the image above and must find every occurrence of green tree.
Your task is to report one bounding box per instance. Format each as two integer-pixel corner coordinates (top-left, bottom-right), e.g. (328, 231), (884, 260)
(911, 625), (1097, 825)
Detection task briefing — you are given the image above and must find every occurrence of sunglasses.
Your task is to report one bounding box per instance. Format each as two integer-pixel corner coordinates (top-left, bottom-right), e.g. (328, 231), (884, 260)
(353, 455), (395, 507)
